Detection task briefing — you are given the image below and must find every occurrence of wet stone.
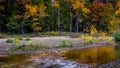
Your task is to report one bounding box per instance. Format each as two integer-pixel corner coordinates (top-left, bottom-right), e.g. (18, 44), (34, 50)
(35, 56), (89, 68)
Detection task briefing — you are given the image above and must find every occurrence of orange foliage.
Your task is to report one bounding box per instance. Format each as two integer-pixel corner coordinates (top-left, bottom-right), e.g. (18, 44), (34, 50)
(115, 1), (120, 15)
(117, 1), (120, 8)
(89, 1), (104, 21)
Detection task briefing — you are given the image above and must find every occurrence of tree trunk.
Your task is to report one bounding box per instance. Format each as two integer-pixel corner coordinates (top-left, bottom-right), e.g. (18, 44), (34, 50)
(76, 11), (79, 33)
(21, 21), (24, 34)
(70, 14), (72, 36)
(76, 20), (79, 33)
(21, 15), (25, 35)
(58, 8), (60, 35)
(68, 1), (73, 36)
(76, 16), (79, 33)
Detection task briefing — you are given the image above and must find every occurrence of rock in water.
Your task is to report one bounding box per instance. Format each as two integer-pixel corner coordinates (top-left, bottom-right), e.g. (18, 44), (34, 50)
(36, 56), (89, 68)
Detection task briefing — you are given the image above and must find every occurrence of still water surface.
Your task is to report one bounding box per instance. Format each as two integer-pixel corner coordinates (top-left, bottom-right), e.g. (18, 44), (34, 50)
(0, 45), (120, 68)
(63, 45), (120, 64)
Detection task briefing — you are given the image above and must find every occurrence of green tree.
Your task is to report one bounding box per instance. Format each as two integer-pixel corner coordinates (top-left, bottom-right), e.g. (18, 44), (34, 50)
(52, 0), (61, 35)
(102, 3), (114, 32)
(6, 18), (20, 33)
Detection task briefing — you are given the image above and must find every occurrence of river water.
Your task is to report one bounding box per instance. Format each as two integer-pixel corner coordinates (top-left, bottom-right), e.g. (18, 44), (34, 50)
(0, 45), (120, 68)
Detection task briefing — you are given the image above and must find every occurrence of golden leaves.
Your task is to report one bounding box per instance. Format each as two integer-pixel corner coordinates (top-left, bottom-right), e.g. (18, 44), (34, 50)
(53, 0), (59, 8)
(37, 4), (48, 17)
(25, 3), (47, 18)
(32, 22), (42, 31)
(82, 7), (90, 14)
(117, 1), (120, 8)
(24, 3), (47, 32)
(70, 0), (90, 17)
(109, 19), (120, 32)
(115, 2), (120, 15)
(70, 0), (84, 10)
(33, 18), (38, 21)
(25, 4), (37, 18)
(115, 9), (120, 15)
(107, 1), (120, 32)
(90, 25), (98, 36)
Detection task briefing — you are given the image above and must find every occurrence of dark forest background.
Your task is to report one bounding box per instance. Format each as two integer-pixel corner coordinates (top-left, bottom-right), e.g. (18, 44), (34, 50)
(0, 0), (120, 34)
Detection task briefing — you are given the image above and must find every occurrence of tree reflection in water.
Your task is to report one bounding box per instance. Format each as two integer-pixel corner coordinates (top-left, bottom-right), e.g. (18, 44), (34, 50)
(64, 46), (120, 64)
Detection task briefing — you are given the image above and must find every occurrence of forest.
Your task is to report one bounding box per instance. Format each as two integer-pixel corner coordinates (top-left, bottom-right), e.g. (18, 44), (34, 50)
(1, 1), (120, 68)
(0, 0), (120, 34)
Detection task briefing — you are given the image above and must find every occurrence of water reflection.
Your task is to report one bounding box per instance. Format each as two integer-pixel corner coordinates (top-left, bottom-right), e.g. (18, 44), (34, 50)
(0, 45), (120, 68)
(0, 52), (59, 68)
(63, 46), (120, 64)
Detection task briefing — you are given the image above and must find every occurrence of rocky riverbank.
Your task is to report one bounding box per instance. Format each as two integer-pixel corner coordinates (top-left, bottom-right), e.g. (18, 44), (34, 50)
(0, 36), (119, 68)
(93, 59), (120, 68)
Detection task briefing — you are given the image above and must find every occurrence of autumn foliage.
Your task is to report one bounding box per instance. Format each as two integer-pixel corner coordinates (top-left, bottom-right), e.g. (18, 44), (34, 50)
(0, 0), (120, 34)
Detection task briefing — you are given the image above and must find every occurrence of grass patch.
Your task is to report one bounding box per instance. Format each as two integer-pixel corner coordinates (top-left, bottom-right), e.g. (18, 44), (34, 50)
(17, 37), (23, 40)
(9, 44), (39, 51)
(56, 39), (73, 47)
(25, 37), (30, 41)
(6, 38), (13, 43)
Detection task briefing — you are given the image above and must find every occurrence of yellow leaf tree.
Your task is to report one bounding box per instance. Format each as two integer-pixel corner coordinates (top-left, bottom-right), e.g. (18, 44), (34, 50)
(25, 2), (47, 34)
(109, 1), (120, 32)
(70, 0), (90, 32)
(25, 4), (37, 18)
(37, 4), (48, 18)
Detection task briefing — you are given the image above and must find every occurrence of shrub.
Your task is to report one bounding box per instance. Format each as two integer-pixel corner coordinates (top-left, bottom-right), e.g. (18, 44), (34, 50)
(45, 32), (50, 35)
(6, 38), (13, 43)
(50, 31), (58, 35)
(33, 45), (39, 50)
(57, 39), (73, 47)
(9, 44), (39, 51)
(13, 38), (20, 43)
(90, 25), (98, 36)
(62, 32), (67, 35)
(112, 32), (120, 42)
(25, 37), (30, 41)
(98, 31), (107, 37)
(11, 45), (25, 51)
